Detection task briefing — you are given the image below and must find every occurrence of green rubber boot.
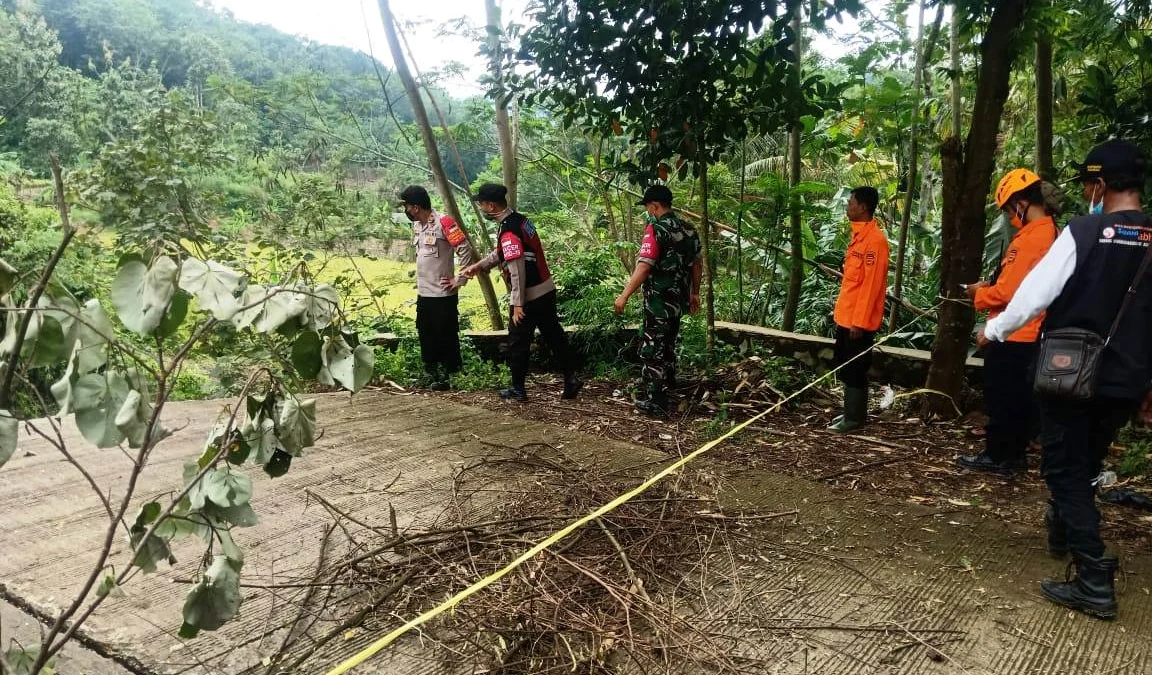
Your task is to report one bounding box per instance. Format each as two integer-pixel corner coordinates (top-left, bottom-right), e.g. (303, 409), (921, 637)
(828, 387), (867, 433)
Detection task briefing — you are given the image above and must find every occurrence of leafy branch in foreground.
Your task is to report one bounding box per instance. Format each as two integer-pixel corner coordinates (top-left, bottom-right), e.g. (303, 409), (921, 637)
(0, 186), (374, 673)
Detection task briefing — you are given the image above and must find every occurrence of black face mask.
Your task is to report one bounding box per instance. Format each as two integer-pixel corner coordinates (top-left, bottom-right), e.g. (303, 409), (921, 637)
(403, 207), (419, 222)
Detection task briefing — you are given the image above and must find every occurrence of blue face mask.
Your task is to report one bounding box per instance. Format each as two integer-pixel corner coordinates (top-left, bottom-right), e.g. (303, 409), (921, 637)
(1088, 183), (1104, 215)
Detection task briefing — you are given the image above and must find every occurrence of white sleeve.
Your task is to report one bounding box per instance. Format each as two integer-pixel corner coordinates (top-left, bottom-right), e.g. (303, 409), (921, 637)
(984, 226), (1077, 342)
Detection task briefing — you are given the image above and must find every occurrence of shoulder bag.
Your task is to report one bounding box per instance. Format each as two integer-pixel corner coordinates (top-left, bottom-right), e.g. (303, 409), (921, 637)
(1034, 234), (1152, 400)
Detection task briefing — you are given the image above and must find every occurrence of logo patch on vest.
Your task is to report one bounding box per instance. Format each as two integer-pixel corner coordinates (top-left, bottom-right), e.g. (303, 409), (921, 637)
(1051, 354), (1073, 369)
(500, 232), (523, 260)
(441, 217), (466, 246)
(1102, 226), (1116, 239)
(864, 251), (876, 266)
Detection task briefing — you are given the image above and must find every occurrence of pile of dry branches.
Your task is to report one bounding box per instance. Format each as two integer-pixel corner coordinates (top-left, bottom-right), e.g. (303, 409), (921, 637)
(268, 443), (800, 675)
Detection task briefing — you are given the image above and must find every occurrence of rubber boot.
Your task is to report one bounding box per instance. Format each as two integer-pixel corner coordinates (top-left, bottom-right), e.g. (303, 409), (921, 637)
(1044, 500), (1068, 559)
(635, 394), (668, 418)
(500, 373), (528, 402)
(954, 452), (1027, 475)
(1040, 553), (1119, 620)
(561, 372), (583, 400)
(828, 387), (867, 433)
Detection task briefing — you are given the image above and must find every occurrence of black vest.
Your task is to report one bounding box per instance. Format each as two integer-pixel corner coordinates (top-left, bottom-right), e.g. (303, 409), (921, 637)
(497, 211), (550, 289)
(1043, 210), (1152, 399)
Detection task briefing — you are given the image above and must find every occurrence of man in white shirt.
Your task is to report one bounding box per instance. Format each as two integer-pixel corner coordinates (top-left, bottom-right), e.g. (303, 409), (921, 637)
(980, 139), (1152, 620)
(400, 185), (475, 390)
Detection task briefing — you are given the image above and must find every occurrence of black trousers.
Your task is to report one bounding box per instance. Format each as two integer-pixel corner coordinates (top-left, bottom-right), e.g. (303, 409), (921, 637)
(505, 290), (572, 390)
(416, 294), (462, 374)
(982, 340), (1039, 462)
(1039, 397), (1139, 558)
(834, 327), (875, 389)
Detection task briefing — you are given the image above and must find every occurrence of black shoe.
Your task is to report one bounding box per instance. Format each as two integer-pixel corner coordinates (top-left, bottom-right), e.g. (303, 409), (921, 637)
(634, 398), (667, 418)
(499, 387), (528, 402)
(1045, 500), (1068, 559)
(561, 376), (583, 400)
(954, 452), (1026, 475)
(430, 378), (450, 391)
(1040, 553), (1118, 620)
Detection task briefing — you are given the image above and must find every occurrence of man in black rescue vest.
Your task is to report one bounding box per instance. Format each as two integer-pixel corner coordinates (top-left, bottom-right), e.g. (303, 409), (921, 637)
(461, 183), (582, 402)
(980, 139), (1152, 620)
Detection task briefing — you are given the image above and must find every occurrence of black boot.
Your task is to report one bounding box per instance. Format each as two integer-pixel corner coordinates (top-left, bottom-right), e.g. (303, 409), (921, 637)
(1044, 500), (1068, 559)
(954, 452), (1027, 475)
(1040, 553), (1119, 620)
(828, 387), (867, 433)
(561, 373), (583, 400)
(635, 395), (668, 418)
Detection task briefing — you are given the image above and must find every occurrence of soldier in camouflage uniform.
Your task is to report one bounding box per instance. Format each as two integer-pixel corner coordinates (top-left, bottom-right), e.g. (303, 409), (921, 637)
(614, 185), (702, 417)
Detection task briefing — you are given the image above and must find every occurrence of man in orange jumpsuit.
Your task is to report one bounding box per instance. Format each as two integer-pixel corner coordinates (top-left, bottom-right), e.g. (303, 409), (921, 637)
(829, 187), (890, 433)
(957, 169), (1058, 474)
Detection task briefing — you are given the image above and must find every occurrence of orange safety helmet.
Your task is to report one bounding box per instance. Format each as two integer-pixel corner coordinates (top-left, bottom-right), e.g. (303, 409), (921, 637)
(994, 168), (1042, 208)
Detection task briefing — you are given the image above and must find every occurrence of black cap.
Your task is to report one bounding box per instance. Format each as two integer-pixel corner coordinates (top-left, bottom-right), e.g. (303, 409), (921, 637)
(470, 182), (508, 203)
(1073, 139), (1147, 182)
(636, 185), (674, 206)
(398, 185), (431, 210)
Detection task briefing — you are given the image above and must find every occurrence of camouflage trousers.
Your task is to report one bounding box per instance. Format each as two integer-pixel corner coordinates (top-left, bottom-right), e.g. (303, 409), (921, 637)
(639, 307), (682, 401)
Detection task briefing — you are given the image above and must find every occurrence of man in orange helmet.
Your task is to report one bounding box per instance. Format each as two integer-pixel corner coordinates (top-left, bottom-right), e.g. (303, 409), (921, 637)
(956, 169), (1057, 474)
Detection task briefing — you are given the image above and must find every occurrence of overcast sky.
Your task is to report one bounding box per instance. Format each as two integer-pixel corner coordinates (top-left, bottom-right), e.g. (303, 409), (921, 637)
(206, 1), (878, 95)
(207, 0), (528, 94)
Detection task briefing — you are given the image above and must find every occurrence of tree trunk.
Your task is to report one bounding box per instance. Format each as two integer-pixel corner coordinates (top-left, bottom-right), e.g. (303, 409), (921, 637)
(890, 3), (944, 331)
(379, 0), (504, 330)
(1035, 36), (1054, 179)
(924, 0), (1031, 417)
(781, 11), (804, 332)
(593, 138), (632, 271)
(485, 0), (518, 209)
(736, 140), (747, 323)
(699, 151), (716, 356)
(950, 16), (962, 139)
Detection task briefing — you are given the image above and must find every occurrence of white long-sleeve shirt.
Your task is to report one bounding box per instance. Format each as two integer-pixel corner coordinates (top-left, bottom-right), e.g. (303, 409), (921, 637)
(983, 226), (1078, 342)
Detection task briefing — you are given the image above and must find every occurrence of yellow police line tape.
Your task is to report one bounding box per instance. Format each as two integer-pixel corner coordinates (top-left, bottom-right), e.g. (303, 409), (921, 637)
(325, 307), (954, 675)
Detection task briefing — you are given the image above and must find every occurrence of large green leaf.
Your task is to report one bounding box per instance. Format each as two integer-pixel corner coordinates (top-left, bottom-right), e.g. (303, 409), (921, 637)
(1, 408), (17, 469)
(301, 283), (340, 330)
(179, 555), (242, 637)
(75, 299), (114, 374)
(128, 501), (176, 573)
(263, 448), (292, 478)
(242, 415), (277, 465)
(291, 331), (322, 379)
(320, 336), (373, 393)
(40, 294), (79, 348)
(114, 389), (155, 449)
(179, 258), (244, 321)
(27, 315), (66, 367)
(111, 255), (179, 336)
(204, 501), (259, 528)
(73, 373), (131, 448)
(49, 349), (79, 416)
(201, 468), (253, 508)
(157, 290), (190, 338)
(0, 307), (37, 359)
(230, 283), (268, 329)
(275, 396), (315, 456)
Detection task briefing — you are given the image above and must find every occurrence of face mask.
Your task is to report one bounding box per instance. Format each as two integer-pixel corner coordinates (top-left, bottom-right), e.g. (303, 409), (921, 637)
(483, 209), (499, 221)
(403, 207), (419, 222)
(645, 213), (658, 224)
(1009, 204), (1025, 229)
(1088, 182), (1104, 215)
